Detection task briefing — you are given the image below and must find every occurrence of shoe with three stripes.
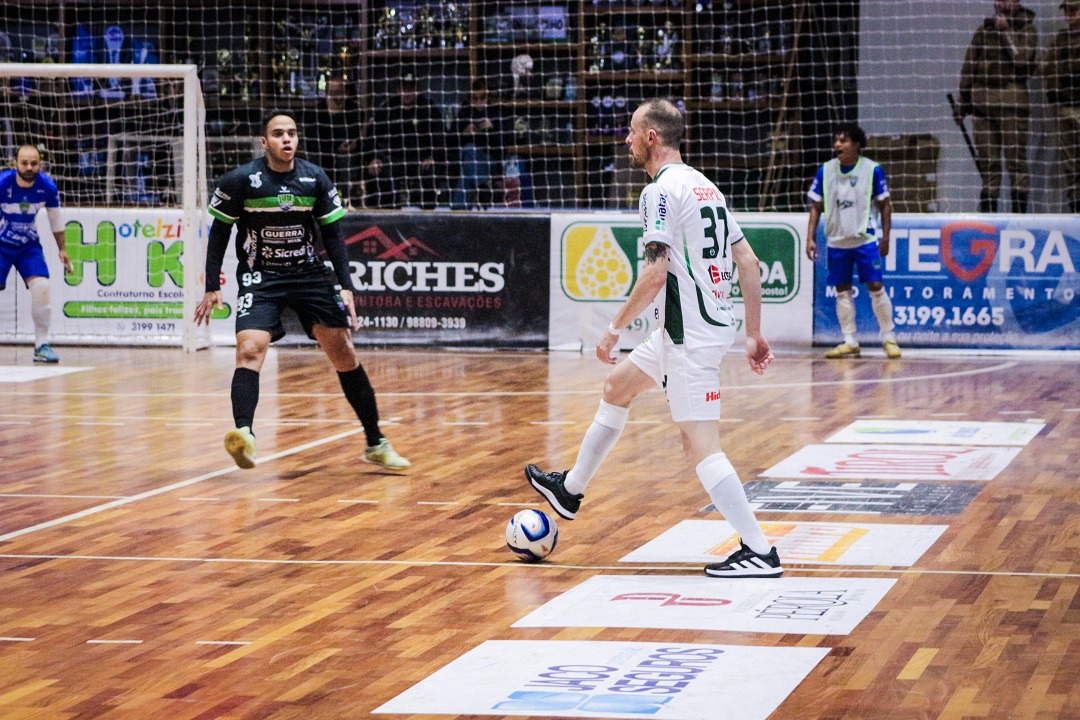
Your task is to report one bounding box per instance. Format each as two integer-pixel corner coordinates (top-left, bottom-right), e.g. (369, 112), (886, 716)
(704, 542), (783, 578)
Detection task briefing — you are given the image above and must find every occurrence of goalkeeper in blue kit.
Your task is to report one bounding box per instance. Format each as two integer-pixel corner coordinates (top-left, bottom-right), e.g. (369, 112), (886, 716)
(194, 111), (410, 471)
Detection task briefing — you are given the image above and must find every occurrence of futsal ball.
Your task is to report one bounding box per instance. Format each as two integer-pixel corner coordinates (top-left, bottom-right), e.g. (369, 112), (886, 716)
(505, 509), (558, 562)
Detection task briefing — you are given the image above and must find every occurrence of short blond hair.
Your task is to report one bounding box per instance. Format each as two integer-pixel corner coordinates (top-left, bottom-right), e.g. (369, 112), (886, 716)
(639, 98), (684, 148)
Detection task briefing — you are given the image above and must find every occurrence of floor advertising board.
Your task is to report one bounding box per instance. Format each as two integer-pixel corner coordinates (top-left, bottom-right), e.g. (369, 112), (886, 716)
(620, 520), (947, 566)
(761, 444), (1022, 481)
(824, 420), (1044, 446)
(734, 480), (985, 516)
(374, 640), (829, 720)
(512, 575), (896, 635)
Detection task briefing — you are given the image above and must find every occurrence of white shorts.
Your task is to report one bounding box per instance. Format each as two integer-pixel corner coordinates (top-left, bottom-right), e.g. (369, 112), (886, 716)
(628, 327), (734, 422)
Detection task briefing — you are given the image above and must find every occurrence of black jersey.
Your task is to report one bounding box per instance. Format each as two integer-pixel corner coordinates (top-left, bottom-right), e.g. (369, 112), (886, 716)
(208, 156), (347, 276)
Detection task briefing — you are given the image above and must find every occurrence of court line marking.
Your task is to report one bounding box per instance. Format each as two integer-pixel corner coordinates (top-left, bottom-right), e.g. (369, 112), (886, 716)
(337, 499), (378, 504)
(87, 639), (143, 645)
(0, 637), (34, 642)
(0, 360), (1025, 401)
(2, 552), (1079, 579)
(196, 640), (251, 646)
(0, 428), (364, 543)
(443, 421), (490, 426)
(0, 493), (129, 500)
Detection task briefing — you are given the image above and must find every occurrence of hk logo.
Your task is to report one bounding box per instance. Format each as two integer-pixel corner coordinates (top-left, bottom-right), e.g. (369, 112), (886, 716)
(612, 592), (731, 607)
(248, 171), (263, 188)
(705, 391), (720, 402)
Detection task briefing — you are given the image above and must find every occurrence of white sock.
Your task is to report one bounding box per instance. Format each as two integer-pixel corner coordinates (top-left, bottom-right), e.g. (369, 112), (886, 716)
(697, 453), (770, 555)
(28, 277), (51, 348)
(564, 400), (629, 495)
(870, 288), (896, 339)
(835, 289), (857, 346)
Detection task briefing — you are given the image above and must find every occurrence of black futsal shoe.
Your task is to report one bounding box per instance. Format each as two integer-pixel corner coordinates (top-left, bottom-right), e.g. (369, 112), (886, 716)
(525, 464), (582, 520)
(704, 542), (784, 578)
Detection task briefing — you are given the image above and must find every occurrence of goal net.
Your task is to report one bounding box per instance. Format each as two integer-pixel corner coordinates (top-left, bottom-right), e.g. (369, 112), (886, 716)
(0, 62), (211, 351)
(0, 2), (1069, 247)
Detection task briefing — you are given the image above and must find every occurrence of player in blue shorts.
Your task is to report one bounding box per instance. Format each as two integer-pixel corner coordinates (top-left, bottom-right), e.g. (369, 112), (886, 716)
(806, 123), (901, 359)
(0, 145), (73, 363)
(194, 111), (410, 471)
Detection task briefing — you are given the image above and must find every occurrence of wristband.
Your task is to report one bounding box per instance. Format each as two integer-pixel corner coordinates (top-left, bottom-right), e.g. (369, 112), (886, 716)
(607, 323), (622, 336)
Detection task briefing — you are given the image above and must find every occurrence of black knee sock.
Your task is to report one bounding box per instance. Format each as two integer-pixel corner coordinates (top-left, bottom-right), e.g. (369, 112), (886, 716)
(338, 365), (382, 447)
(231, 367), (260, 431)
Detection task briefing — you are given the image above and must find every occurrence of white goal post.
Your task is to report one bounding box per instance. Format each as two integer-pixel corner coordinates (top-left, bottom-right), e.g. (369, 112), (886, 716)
(0, 63), (209, 352)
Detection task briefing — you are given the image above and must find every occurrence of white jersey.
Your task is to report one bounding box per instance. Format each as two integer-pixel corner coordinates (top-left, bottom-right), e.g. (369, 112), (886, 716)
(638, 162), (744, 348)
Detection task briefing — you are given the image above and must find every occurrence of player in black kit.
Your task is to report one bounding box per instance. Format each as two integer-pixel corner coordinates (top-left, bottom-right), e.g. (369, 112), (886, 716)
(194, 111), (410, 471)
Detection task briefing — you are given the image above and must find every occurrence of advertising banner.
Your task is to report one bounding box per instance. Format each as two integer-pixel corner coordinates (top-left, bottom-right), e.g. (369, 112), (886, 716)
(762, 444), (1022, 481)
(513, 575), (896, 636)
(549, 212), (812, 351)
(736, 480), (984, 516)
(812, 214), (1080, 349)
(620, 519), (947, 566)
(338, 213), (549, 347)
(0, 208), (235, 346)
(375, 640), (829, 720)
(825, 420), (1044, 446)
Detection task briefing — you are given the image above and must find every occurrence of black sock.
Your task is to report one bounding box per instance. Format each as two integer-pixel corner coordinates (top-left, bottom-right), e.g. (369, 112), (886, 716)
(231, 367), (260, 431)
(338, 364), (382, 447)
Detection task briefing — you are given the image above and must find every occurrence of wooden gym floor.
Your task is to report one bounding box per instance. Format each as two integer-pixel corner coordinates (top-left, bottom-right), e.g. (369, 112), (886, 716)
(0, 344), (1077, 719)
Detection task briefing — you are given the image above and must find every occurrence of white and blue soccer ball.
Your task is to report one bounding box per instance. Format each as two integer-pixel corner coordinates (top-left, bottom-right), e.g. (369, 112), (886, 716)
(505, 509), (559, 562)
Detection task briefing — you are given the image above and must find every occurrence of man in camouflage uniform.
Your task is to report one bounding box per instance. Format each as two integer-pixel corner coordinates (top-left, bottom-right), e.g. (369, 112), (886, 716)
(956, 0), (1037, 212)
(1043, 0), (1080, 213)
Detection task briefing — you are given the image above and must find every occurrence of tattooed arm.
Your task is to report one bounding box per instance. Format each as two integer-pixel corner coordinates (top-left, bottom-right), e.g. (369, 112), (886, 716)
(596, 240), (669, 365)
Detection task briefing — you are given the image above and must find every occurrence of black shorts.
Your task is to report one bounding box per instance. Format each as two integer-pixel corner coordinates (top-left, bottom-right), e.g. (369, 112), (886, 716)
(234, 268), (349, 342)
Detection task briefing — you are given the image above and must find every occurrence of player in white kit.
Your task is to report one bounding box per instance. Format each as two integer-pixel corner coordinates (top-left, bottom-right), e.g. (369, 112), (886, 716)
(525, 98), (782, 577)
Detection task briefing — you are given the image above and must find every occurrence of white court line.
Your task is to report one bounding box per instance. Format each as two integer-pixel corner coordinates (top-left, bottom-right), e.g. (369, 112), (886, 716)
(495, 502), (538, 507)
(418, 501), (459, 506)
(87, 639), (143, 645)
(0, 637), (34, 642)
(178, 497), (220, 502)
(625, 420), (662, 424)
(258, 498), (299, 503)
(1066, 408), (1080, 413)
(0, 493), (128, 500)
(855, 415), (898, 419)
(76, 422), (124, 426)
(338, 499), (378, 504)
(0, 421), (30, 425)
(0, 359), (1024, 401)
(930, 413), (968, 417)
(443, 421), (490, 426)
(531, 421), (575, 425)
(4, 552), (1080, 580)
(781, 417), (820, 421)
(0, 428), (364, 542)
(165, 422), (214, 427)
(195, 640), (251, 646)
(998, 410), (1034, 415)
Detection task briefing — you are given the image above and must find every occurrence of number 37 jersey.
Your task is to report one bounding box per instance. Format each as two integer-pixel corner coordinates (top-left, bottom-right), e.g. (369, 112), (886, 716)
(639, 162), (744, 347)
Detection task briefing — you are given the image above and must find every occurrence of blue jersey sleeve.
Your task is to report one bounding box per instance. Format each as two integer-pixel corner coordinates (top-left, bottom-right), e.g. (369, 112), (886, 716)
(872, 164), (890, 200)
(40, 174), (61, 208)
(807, 165), (825, 202)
